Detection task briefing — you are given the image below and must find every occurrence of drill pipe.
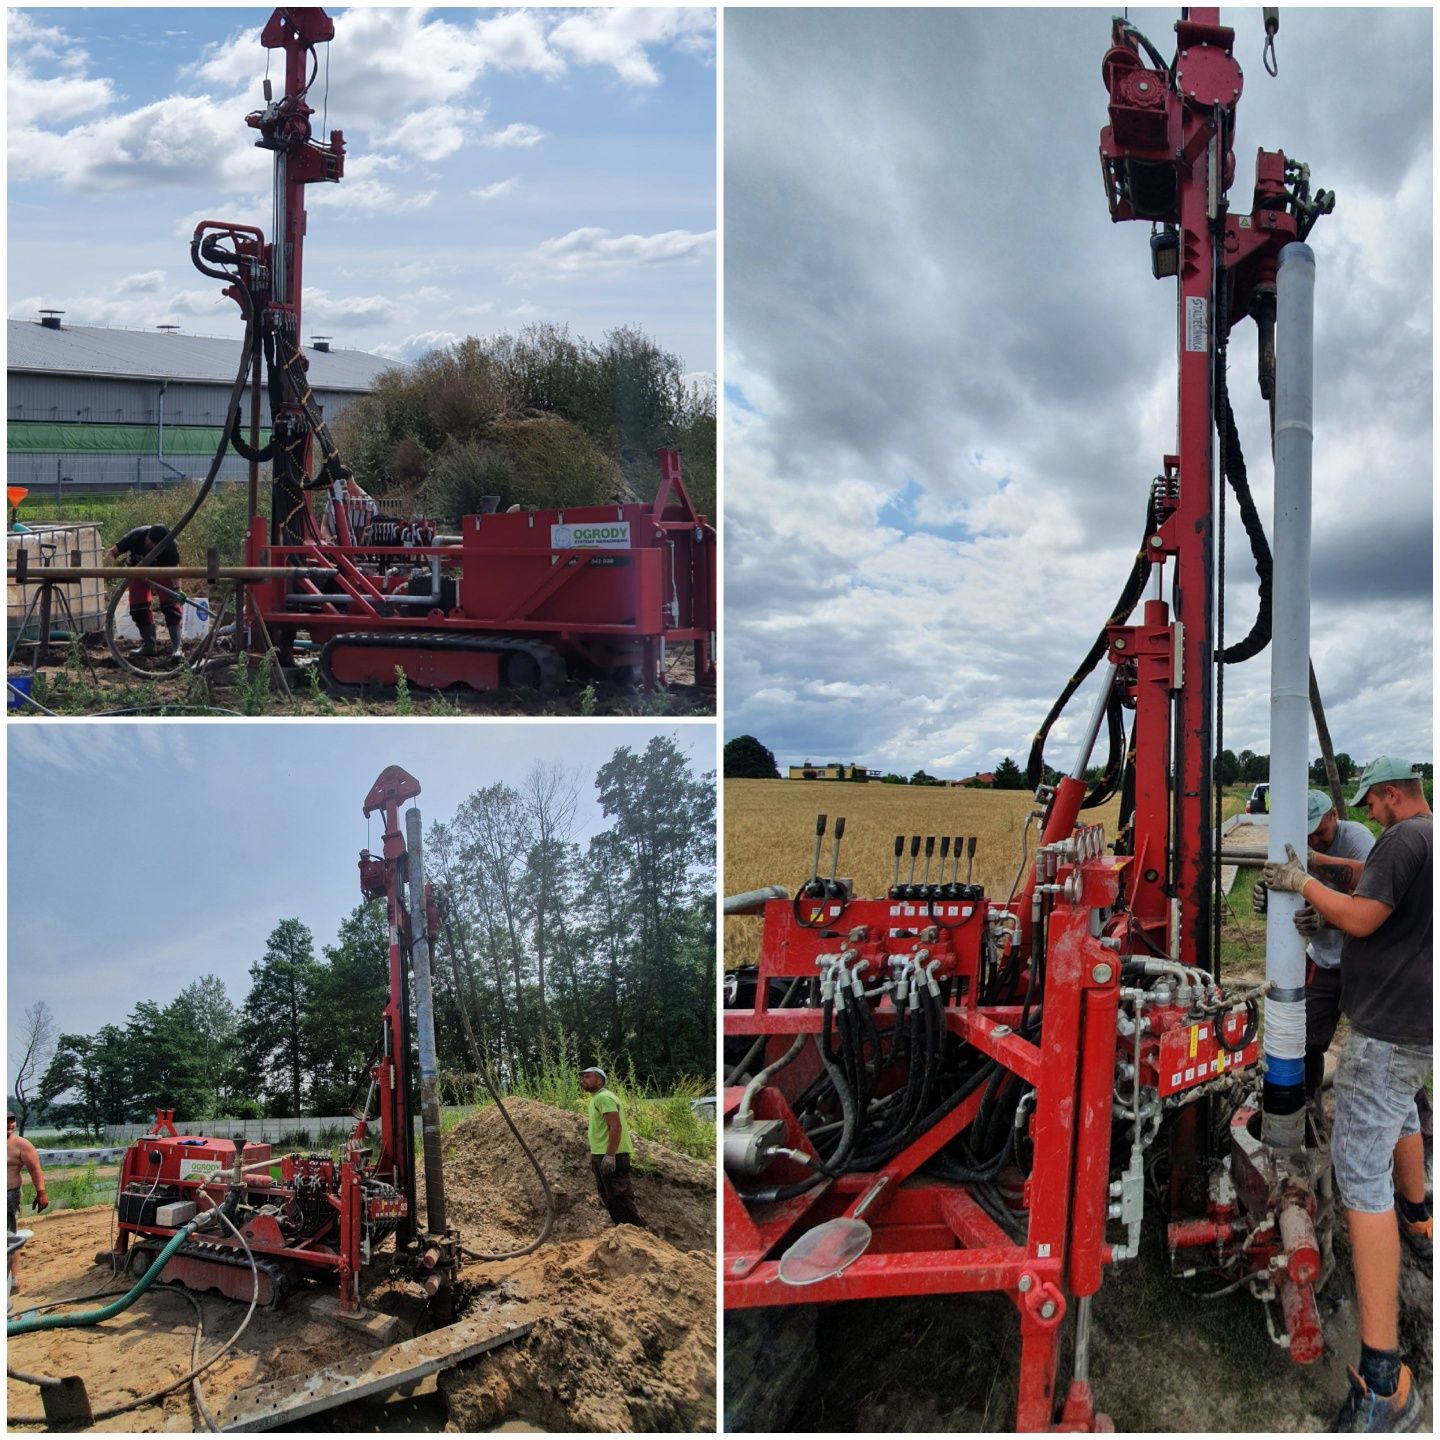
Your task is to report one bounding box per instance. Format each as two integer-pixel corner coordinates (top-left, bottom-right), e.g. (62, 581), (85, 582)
(404, 806), (447, 1235)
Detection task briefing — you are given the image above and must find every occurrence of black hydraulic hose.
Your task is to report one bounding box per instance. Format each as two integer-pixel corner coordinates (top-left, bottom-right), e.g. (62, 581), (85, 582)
(103, 278), (260, 679)
(804, 1035), (860, 1178)
(1215, 369), (1273, 664)
(458, 1070), (557, 1261)
(1026, 493), (1157, 796)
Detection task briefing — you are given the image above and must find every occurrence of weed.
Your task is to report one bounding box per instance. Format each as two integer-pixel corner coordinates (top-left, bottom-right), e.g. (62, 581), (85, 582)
(579, 681), (598, 717)
(426, 691), (464, 717)
(238, 649), (276, 716)
(394, 667), (413, 716)
(306, 662), (336, 716)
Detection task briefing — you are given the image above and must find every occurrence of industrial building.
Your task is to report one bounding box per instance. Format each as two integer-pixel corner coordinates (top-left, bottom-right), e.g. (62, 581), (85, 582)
(7, 315), (395, 496)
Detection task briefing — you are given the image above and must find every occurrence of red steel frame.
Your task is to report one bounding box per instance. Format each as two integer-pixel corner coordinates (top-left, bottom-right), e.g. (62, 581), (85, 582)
(198, 10), (717, 693)
(724, 9), (1320, 1429)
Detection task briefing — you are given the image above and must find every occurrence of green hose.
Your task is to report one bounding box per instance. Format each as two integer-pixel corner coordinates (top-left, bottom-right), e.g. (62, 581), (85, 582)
(7, 1219), (199, 1337)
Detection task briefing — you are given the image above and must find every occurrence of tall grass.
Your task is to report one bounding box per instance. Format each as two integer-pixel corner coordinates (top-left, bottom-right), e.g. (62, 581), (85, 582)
(439, 1033), (714, 1161)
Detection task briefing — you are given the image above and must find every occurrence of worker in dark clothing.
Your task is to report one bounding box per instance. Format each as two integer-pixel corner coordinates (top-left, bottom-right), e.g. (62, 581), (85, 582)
(108, 523), (183, 657)
(580, 1066), (646, 1228)
(1264, 757), (1432, 1433)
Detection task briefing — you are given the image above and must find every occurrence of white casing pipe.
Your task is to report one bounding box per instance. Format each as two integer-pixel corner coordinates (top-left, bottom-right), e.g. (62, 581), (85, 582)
(1263, 242), (1315, 1140)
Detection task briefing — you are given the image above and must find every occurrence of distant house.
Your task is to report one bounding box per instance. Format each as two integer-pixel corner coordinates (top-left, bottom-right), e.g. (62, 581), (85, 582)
(953, 772), (996, 788)
(788, 761), (872, 782)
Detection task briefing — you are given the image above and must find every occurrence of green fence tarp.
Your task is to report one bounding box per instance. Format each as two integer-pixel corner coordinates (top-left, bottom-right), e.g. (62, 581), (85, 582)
(8, 421), (229, 455)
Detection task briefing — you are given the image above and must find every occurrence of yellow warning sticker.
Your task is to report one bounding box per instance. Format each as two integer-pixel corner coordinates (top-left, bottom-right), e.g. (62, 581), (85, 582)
(1188, 1024), (1198, 1059)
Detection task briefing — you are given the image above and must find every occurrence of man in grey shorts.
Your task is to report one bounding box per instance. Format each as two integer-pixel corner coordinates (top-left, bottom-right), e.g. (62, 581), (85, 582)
(1265, 757), (1431, 1432)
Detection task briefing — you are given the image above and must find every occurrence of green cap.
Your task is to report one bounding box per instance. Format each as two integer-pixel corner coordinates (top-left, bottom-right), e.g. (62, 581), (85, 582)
(1348, 757), (1420, 807)
(1306, 790), (1336, 832)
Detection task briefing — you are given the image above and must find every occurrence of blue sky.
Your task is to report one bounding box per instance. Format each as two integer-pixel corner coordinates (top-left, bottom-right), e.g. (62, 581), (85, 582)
(7, 721), (714, 1088)
(725, 7), (1432, 778)
(7, 7), (716, 372)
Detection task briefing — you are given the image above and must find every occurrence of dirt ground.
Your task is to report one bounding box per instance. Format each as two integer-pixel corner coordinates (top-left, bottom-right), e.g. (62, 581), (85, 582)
(9, 635), (713, 718)
(749, 1094), (1432, 1434)
(7, 1100), (715, 1432)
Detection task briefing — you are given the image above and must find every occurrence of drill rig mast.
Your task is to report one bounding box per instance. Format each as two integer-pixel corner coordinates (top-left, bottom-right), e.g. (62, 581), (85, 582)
(723, 9), (1332, 1429)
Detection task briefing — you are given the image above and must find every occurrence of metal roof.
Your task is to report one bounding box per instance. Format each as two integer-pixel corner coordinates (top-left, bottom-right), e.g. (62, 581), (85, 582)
(7, 320), (398, 392)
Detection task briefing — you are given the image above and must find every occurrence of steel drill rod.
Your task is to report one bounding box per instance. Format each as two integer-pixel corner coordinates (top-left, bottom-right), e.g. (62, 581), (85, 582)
(404, 806), (446, 1235)
(7, 565), (336, 581)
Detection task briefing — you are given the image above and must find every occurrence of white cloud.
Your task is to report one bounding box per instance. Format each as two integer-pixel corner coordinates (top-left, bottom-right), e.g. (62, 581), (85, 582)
(119, 270), (168, 294)
(390, 104), (483, 160)
(550, 8), (716, 86)
(370, 330), (465, 362)
(474, 177), (520, 201)
(529, 227), (715, 276)
(481, 123), (546, 150)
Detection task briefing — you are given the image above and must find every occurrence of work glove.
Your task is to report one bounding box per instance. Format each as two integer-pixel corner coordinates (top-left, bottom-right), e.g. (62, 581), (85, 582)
(1251, 878), (1268, 917)
(1262, 844), (1311, 896)
(599, 1155), (617, 1178)
(1292, 905), (1324, 939)
(32, 1193), (48, 1214)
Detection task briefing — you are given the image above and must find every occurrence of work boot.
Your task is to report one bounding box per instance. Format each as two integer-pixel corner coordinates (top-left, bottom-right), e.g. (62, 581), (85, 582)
(135, 621), (158, 658)
(165, 615), (184, 658)
(1334, 1364), (1423, 1432)
(1399, 1210), (1432, 1263)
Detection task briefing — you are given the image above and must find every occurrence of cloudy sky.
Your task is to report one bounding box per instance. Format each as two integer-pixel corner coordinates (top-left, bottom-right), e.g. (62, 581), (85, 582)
(7, 721), (712, 1089)
(724, 7), (1432, 778)
(8, 6), (715, 370)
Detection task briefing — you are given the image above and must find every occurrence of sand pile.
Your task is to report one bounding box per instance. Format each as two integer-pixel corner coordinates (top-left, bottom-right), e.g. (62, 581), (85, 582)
(442, 1226), (716, 1431)
(436, 1100), (716, 1431)
(440, 1096), (714, 1254)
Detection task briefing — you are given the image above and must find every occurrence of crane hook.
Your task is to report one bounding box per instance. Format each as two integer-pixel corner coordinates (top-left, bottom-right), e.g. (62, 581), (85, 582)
(1262, 8), (1279, 77)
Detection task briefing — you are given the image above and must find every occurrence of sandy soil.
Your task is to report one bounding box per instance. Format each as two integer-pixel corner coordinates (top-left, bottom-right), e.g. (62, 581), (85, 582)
(7, 1101), (716, 1433)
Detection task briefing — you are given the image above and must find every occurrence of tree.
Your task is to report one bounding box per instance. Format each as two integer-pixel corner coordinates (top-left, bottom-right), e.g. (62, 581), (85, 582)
(724, 735), (780, 779)
(910, 769), (943, 787)
(1216, 749), (1240, 787)
(11, 1001), (55, 1133)
(992, 756), (1027, 790)
(305, 903), (389, 1115)
(240, 920), (320, 1118)
(125, 999), (208, 1122)
(40, 1026), (126, 1138)
(169, 976), (238, 1118)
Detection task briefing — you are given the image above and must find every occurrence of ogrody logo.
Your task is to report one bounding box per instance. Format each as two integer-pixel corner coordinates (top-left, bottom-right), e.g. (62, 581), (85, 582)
(551, 522), (631, 549)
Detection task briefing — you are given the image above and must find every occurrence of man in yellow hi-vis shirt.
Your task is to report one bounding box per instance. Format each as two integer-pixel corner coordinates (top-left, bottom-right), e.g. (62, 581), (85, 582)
(580, 1067), (646, 1228)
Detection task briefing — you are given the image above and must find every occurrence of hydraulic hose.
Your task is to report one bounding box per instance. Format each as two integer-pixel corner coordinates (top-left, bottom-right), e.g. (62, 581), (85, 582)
(457, 1073), (557, 1262)
(736, 1034), (806, 1128)
(7, 1217), (200, 1336)
(103, 279), (261, 680)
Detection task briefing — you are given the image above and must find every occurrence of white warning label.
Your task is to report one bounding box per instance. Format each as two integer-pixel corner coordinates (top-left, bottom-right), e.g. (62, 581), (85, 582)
(1185, 296), (1208, 352)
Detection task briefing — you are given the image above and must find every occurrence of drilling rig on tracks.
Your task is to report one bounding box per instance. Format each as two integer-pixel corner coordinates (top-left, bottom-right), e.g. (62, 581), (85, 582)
(101, 766), (459, 1328)
(78, 7), (715, 698)
(723, 8), (1337, 1429)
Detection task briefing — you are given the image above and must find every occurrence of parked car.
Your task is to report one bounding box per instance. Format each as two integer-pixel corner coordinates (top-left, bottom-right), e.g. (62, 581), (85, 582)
(1245, 782), (1269, 815)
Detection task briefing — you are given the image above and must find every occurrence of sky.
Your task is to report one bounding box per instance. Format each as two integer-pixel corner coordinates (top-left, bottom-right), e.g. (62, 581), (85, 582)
(724, 7), (1433, 778)
(6, 720), (713, 1089)
(7, 6), (716, 373)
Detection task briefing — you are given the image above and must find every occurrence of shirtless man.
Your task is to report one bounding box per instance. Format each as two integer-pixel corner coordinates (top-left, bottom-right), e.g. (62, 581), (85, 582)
(7, 1113), (48, 1290)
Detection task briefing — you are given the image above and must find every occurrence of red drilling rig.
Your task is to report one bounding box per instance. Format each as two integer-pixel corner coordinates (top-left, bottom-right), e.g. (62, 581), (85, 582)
(723, 8), (1334, 1429)
(103, 766), (459, 1325)
(181, 7), (715, 696)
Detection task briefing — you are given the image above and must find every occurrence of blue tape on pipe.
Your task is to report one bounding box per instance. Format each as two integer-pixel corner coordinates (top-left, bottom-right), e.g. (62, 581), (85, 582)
(1265, 1053), (1305, 1085)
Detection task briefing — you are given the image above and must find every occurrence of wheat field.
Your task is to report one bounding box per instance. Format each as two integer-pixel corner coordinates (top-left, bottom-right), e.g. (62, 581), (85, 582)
(723, 779), (1124, 969)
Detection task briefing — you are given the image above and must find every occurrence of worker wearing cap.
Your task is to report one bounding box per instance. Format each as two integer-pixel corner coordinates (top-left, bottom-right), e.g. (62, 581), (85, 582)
(1254, 789), (1375, 1101)
(1264, 757), (1432, 1432)
(579, 1067), (645, 1229)
(107, 523), (183, 658)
